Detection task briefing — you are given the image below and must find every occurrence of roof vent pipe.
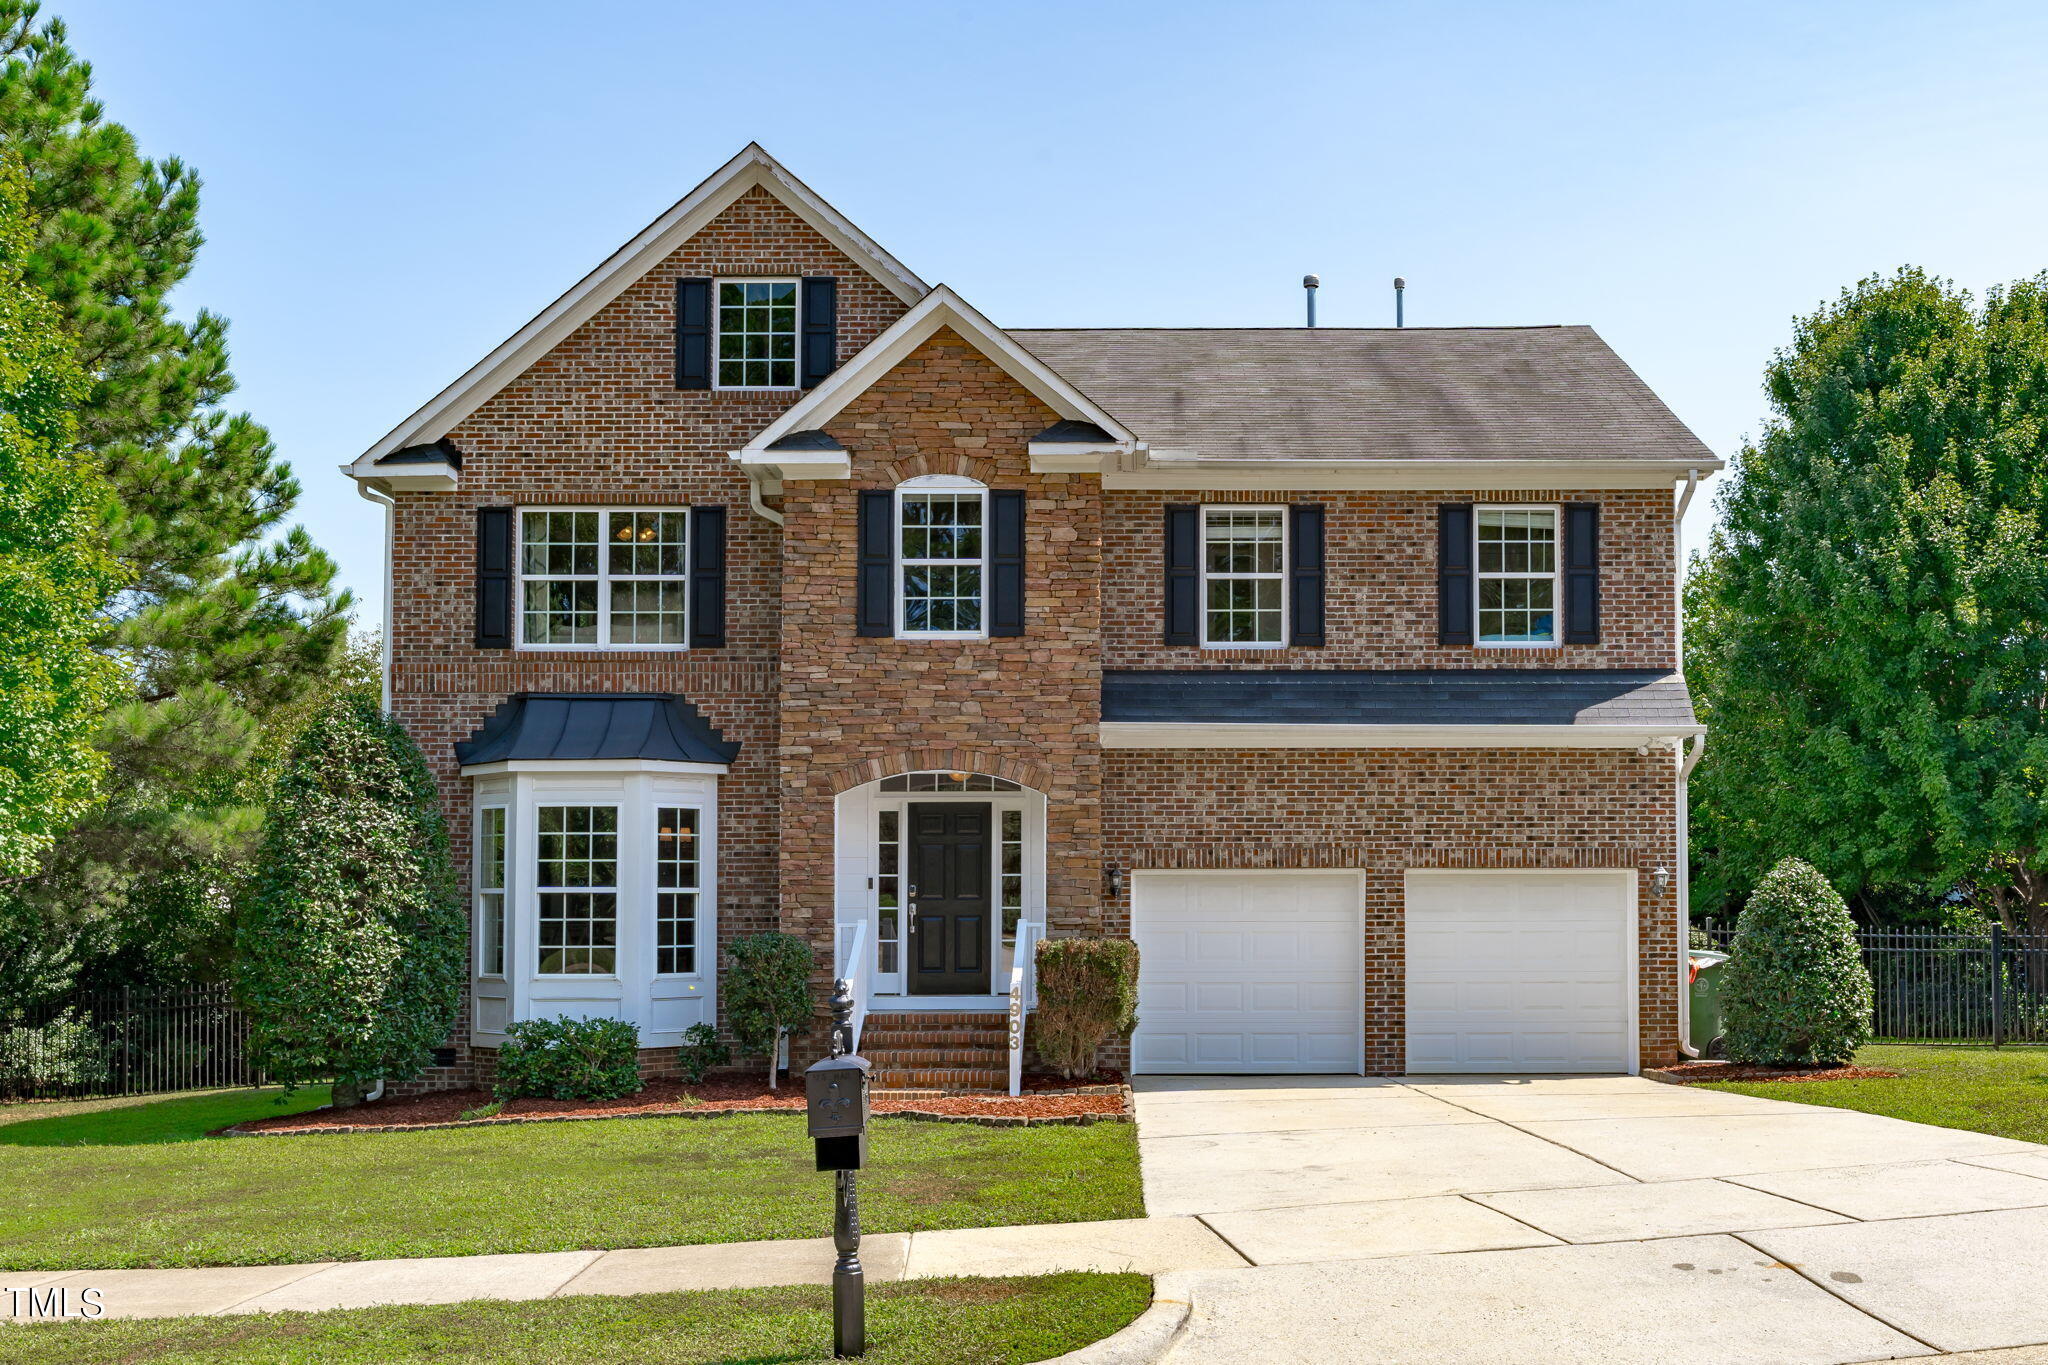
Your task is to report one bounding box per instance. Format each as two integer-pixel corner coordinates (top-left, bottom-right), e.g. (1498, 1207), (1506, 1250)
(1394, 277), (1406, 328)
(1303, 274), (1319, 327)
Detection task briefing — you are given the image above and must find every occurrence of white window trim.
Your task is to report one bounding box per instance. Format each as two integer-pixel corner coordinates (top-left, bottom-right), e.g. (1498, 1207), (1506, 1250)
(515, 507), (689, 652)
(894, 475), (989, 641)
(1199, 504), (1289, 650)
(711, 276), (802, 392)
(533, 801), (624, 981)
(652, 801), (707, 980)
(475, 804), (507, 980)
(1474, 503), (1562, 649)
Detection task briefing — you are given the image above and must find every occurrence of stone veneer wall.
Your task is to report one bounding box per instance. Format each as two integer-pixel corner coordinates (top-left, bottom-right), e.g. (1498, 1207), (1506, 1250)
(1102, 746), (1682, 1074)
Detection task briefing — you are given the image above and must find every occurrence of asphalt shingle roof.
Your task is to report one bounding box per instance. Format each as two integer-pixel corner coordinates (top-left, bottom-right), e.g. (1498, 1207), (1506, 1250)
(1102, 670), (1699, 729)
(456, 693), (739, 767)
(1010, 327), (1714, 464)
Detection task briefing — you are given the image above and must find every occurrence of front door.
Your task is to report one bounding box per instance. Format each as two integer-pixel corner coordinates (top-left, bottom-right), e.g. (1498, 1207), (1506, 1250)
(908, 803), (992, 994)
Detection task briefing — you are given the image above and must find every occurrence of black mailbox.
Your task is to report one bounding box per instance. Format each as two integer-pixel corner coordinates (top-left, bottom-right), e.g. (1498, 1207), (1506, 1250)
(805, 1053), (870, 1171)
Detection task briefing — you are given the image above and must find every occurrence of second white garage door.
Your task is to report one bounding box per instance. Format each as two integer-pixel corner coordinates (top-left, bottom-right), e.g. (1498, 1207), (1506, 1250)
(1130, 871), (1363, 1074)
(1404, 870), (1635, 1074)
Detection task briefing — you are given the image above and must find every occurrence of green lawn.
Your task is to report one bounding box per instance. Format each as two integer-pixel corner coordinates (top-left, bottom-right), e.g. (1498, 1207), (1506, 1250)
(0, 1089), (1142, 1271)
(0, 1086), (333, 1146)
(1696, 1043), (2048, 1144)
(0, 1275), (1151, 1365)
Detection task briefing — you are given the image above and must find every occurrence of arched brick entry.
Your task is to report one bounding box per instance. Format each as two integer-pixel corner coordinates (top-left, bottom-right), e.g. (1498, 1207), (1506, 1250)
(821, 749), (1056, 796)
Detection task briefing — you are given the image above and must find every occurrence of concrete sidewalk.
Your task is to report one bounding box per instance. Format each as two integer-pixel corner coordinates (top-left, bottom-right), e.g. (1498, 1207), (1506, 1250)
(1, 1216), (1247, 1324)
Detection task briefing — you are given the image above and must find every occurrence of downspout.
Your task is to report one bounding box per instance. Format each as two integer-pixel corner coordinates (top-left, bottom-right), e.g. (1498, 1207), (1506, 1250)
(744, 465), (785, 527)
(1674, 468), (1703, 1057)
(352, 478), (397, 713)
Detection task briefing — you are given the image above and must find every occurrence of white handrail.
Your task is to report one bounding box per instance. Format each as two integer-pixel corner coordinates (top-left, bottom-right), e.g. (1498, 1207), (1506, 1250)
(836, 919), (871, 1053)
(1007, 917), (1042, 1097)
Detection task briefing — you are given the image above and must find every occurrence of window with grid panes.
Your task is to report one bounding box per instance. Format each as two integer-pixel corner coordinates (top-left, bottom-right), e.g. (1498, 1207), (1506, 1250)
(655, 808), (699, 975)
(536, 805), (618, 975)
(477, 807), (506, 977)
(1476, 508), (1558, 644)
(898, 487), (986, 635)
(1202, 507), (1285, 645)
(520, 510), (687, 647)
(716, 280), (798, 388)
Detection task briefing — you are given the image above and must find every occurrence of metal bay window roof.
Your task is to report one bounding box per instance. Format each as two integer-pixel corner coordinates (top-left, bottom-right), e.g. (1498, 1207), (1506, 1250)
(455, 693), (739, 768)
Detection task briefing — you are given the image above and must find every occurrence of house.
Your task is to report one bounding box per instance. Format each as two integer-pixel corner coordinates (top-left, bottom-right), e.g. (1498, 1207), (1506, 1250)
(345, 145), (1718, 1091)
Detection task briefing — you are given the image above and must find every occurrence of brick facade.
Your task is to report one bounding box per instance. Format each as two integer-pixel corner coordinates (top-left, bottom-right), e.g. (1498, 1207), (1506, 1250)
(372, 175), (1693, 1086)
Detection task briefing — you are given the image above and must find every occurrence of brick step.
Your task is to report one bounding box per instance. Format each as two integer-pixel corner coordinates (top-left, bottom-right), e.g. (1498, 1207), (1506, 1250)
(857, 1029), (1008, 1049)
(863, 1011), (1008, 1030)
(870, 1067), (1006, 1091)
(856, 1055), (999, 1072)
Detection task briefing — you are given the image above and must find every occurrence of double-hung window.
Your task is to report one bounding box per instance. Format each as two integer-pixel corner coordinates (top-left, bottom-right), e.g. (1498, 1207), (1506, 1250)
(716, 279), (798, 389)
(1201, 507), (1286, 646)
(655, 808), (700, 976)
(519, 509), (687, 648)
(536, 805), (618, 976)
(897, 479), (986, 637)
(476, 806), (506, 977)
(1476, 506), (1558, 645)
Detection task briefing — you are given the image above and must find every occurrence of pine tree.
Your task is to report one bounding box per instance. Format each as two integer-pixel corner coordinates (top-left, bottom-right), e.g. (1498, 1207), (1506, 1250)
(0, 147), (119, 879)
(0, 3), (349, 978)
(235, 700), (464, 1107)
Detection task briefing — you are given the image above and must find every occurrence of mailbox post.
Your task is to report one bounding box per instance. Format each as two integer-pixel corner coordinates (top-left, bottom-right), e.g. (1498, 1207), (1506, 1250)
(806, 981), (869, 1358)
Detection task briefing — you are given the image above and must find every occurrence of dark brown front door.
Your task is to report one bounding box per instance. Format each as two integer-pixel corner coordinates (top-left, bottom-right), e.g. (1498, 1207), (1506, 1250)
(908, 803), (991, 994)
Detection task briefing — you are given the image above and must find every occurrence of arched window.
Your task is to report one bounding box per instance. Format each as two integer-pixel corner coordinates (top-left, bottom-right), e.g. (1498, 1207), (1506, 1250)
(895, 474), (987, 638)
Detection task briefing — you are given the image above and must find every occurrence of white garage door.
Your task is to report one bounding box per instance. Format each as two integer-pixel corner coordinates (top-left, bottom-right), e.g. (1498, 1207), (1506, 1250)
(1404, 870), (1635, 1074)
(1131, 871), (1362, 1074)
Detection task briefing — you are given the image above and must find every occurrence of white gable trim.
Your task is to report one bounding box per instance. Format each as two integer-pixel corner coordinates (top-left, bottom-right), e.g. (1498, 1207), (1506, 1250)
(349, 144), (928, 470)
(732, 286), (1138, 478)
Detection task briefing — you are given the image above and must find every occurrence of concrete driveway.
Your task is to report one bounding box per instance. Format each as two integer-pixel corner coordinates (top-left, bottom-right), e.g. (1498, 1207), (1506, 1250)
(1134, 1074), (2048, 1363)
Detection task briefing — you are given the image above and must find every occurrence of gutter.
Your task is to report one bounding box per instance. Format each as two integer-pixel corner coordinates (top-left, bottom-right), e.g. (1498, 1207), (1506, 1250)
(352, 475), (397, 713)
(743, 466), (785, 527)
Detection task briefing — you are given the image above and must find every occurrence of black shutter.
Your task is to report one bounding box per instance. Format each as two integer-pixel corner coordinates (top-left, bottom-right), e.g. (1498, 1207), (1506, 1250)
(1164, 504), (1200, 645)
(675, 277), (711, 389)
(989, 490), (1025, 637)
(1437, 503), (1474, 646)
(688, 505), (727, 648)
(475, 506), (514, 649)
(801, 277), (838, 388)
(1288, 503), (1326, 647)
(856, 490), (895, 637)
(1563, 501), (1601, 644)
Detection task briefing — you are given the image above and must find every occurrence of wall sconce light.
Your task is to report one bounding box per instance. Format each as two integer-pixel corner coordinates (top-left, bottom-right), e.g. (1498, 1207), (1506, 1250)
(1651, 866), (1672, 897)
(1105, 864), (1124, 899)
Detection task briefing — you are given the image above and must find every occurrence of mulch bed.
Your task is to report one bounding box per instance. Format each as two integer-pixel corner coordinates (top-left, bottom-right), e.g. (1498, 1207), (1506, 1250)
(219, 1077), (1129, 1136)
(1647, 1060), (1902, 1085)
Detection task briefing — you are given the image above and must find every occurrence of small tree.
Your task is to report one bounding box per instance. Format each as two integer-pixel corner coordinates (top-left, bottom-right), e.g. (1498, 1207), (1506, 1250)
(234, 699), (465, 1107)
(1034, 937), (1140, 1079)
(724, 931), (813, 1090)
(1721, 857), (1873, 1066)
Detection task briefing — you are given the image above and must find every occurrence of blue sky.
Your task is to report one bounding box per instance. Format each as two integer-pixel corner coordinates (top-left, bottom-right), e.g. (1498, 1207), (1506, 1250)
(56, 0), (2048, 631)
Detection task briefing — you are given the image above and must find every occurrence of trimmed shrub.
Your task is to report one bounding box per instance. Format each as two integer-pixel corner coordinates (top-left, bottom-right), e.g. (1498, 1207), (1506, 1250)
(494, 1016), (643, 1101)
(676, 1022), (730, 1084)
(1722, 857), (1873, 1066)
(724, 931), (814, 1090)
(234, 699), (466, 1108)
(1034, 937), (1139, 1079)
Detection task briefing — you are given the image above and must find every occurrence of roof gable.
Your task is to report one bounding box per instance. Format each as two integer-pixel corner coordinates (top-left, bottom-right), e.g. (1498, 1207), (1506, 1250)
(351, 144), (927, 469)
(734, 285), (1135, 477)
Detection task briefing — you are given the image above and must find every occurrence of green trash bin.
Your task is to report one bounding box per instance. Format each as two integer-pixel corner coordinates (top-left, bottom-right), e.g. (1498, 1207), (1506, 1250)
(1689, 949), (1730, 1057)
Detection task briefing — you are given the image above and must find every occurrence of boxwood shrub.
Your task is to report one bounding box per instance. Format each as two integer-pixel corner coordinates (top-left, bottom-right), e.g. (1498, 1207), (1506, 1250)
(1721, 857), (1873, 1066)
(493, 1016), (643, 1101)
(1034, 937), (1139, 1078)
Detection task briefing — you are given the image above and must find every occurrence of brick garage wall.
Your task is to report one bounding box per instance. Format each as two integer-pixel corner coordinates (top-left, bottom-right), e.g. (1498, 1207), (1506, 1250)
(385, 186), (910, 1068)
(1102, 747), (1682, 1073)
(1102, 488), (1674, 670)
(777, 328), (1107, 1061)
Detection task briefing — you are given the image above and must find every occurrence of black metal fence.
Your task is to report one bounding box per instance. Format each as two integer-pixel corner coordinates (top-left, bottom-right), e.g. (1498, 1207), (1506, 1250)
(0, 985), (264, 1100)
(1698, 921), (2048, 1045)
